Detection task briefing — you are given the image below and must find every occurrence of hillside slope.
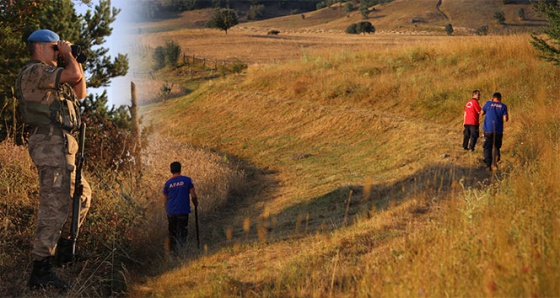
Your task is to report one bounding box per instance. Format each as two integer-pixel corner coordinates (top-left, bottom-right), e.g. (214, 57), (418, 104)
(129, 35), (560, 296)
(139, 0), (545, 35)
(237, 0), (543, 34)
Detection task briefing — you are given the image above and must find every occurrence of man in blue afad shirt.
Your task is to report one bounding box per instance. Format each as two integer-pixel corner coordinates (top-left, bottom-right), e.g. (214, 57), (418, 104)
(481, 92), (509, 170)
(163, 162), (198, 253)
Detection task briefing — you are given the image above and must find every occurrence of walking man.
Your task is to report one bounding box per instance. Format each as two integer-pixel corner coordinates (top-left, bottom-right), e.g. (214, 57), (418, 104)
(481, 92), (509, 170)
(15, 29), (92, 290)
(463, 90), (482, 151)
(163, 162), (198, 254)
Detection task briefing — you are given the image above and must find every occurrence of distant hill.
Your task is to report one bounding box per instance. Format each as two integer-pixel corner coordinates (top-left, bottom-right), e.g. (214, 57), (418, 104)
(247, 0), (546, 34)
(149, 0), (546, 35)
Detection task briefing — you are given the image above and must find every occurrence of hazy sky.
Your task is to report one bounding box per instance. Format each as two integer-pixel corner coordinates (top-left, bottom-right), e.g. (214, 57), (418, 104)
(74, 0), (138, 107)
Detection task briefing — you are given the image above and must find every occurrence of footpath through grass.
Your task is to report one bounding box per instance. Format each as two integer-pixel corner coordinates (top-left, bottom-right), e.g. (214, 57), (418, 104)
(132, 34), (560, 296)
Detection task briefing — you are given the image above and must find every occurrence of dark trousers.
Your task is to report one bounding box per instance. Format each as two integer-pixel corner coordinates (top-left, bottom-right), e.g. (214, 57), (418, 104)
(168, 214), (189, 253)
(483, 132), (503, 167)
(462, 125), (479, 150)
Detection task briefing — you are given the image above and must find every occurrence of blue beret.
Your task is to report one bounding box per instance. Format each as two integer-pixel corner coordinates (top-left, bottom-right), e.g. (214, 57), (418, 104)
(27, 29), (60, 43)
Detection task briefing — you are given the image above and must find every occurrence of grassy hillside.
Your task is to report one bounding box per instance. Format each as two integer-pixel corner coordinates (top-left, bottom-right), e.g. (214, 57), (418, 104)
(128, 34), (560, 297)
(139, 0), (544, 35)
(1, 2), (555, 296)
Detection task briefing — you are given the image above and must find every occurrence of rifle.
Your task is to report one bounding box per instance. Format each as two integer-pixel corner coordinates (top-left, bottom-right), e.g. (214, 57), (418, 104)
(70, 123), (86, 262)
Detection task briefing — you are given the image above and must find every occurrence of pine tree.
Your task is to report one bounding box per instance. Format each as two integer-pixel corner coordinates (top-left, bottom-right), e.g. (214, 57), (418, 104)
(0, 0), (132, 170)
(532, 1), (560, 66)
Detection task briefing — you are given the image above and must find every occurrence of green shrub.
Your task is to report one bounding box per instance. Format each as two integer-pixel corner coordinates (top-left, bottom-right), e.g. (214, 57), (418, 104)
(445, 23), (454, 36)
(357, 21), (375, 34)
(344, 2), (353, 13)
(346, 23), (358, 34)
(153, 46), (166, 70)
(316, 1), (326, 10)
(494, 11), (506, 24)
(164, 40), (181, 67)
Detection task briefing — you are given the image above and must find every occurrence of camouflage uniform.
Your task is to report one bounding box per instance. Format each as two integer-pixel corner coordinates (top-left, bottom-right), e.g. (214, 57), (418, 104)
(16, 61), (91, 261)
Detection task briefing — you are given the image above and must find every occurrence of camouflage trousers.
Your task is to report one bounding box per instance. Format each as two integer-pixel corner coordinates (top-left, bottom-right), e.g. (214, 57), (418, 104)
(28, 128), (92, 261)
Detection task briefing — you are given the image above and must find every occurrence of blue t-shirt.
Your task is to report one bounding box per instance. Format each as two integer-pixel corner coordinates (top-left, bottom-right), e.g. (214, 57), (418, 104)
(163, 175), (194, 215)
(482, 100), (508, 133)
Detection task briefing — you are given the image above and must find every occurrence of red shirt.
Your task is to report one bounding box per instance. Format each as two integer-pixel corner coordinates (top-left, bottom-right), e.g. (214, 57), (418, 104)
(464, 98), (481, 125)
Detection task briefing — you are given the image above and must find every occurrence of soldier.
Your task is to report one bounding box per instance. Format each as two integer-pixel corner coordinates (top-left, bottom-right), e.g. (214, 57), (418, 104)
(15, 29), (92, 290)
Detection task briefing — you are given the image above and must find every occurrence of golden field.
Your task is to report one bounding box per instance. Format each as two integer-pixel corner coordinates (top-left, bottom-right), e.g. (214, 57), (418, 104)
(2, 1), (559, 296)
(128, 25), (560, 298)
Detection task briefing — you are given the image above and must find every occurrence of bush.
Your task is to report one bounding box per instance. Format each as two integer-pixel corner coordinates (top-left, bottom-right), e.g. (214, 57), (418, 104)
(346, 23), (358, 34)
(494, 11), (506, 24)
(344, 2), (353, 13)
(357, 21), (375, 34)
(445, 23), (454, 36)
(316, 1), (326, 10)
(164, 40), (181, 67)
(153, 46), (166, 70)
(346, 21), (375, 35)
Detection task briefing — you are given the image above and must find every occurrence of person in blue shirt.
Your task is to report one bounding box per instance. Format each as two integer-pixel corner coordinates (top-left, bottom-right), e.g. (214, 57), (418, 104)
(481, 92), (509, 170)
(163, 161), (198, 254)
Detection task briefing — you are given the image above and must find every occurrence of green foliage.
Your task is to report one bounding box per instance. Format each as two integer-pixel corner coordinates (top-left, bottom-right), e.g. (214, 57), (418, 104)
(161, 0), (198, 11)
(494, 11), (506, 24)
(0, 0), (129, 143)
(316, 1), (327, 10)
(159, 81), (175, 100)
(532, 1), (560, 66)
(152, 41), (182, 69)
(445, 23), (454, 36)
(207, 8), (239, 34)
(346, 21), (375, 34)
(357, 21), (375, 34)
(80, 92), (135, 170)
(359, 1), (371, 19)
(344, 2), (354, 13)
(346, 23), (359, 34)
(153, 46), (166, 70)
(248, 4), (265, 20)
(164, 40), (181, 67)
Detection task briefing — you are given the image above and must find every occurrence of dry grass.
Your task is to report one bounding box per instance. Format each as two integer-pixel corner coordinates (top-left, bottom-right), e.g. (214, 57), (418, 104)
(2, 3), (556, 295)
(126, 30), (560, 297)
(0, 130), (250, 296)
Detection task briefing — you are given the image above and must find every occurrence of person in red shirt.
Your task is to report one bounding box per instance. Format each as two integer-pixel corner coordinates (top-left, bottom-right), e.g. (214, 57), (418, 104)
(463, 90), (482, 151)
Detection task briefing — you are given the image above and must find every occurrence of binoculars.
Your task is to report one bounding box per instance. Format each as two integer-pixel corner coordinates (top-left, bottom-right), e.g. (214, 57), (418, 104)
(54, 44), (87, 63)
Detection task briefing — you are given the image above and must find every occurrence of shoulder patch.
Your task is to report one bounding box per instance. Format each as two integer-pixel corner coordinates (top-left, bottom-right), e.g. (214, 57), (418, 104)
(44, 66), (58, 73)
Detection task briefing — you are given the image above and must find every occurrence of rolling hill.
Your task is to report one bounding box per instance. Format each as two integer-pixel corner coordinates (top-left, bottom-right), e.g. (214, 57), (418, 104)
(124, 2), (560, 294)
(141, 0), (545, 35)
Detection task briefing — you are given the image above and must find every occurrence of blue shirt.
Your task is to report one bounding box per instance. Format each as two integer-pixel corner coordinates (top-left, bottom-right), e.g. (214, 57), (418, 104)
(163, 175), (194, 215)
(482, 100), (508, 133)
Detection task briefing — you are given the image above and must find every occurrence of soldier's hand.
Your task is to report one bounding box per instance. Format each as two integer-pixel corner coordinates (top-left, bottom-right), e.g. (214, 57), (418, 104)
(57, 40), (72, 56)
